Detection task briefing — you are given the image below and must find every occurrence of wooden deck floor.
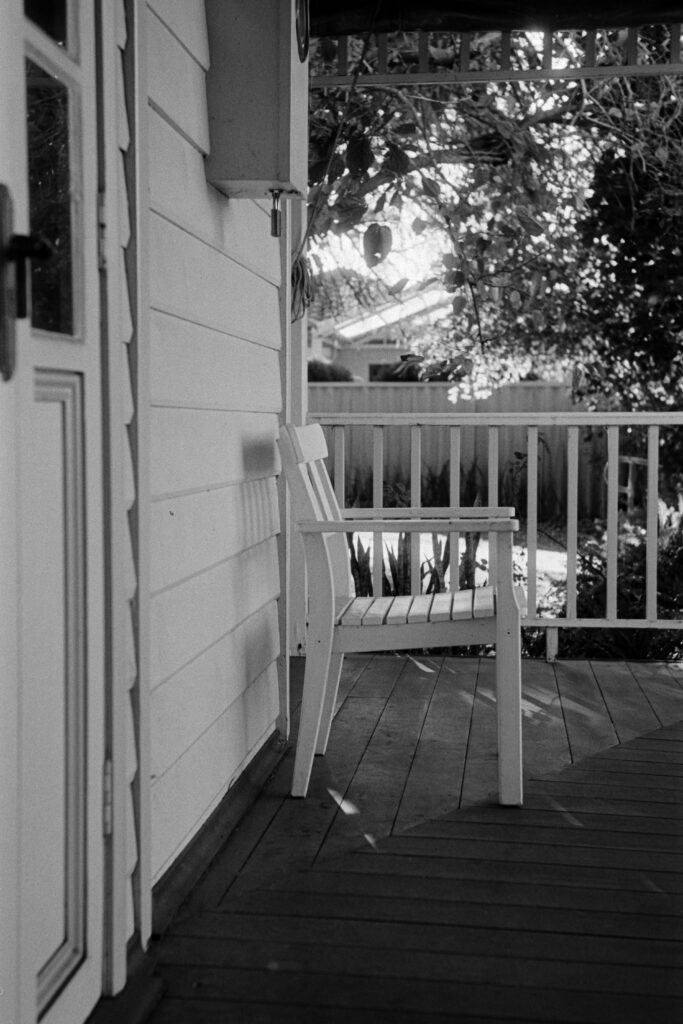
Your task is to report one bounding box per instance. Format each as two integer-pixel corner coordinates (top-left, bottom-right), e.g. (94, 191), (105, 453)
(145, 656), (683, 1023)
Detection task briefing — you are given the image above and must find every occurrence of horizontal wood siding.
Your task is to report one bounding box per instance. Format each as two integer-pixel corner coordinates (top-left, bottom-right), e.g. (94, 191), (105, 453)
(146, 3), (283, 884)
(151, 662), (279, 881)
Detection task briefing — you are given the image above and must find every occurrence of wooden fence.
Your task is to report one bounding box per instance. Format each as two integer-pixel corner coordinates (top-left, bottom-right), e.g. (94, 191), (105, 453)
(309, 382), (606, 518)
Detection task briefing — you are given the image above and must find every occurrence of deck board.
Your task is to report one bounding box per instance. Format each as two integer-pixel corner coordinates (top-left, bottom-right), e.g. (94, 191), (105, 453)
(144, 657), (683, 1023)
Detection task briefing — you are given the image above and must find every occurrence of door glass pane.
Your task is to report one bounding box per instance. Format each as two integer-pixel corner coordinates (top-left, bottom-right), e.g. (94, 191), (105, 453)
(26, 58), (74, 335)
(25, 0), (68, 47)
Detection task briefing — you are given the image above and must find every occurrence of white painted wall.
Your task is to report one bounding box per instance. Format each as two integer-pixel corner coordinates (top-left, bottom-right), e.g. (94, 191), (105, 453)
(145, 0), (283, 883)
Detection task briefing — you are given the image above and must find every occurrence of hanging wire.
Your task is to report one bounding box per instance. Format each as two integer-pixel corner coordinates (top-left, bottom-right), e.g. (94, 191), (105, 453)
(291, 3), (382, 321)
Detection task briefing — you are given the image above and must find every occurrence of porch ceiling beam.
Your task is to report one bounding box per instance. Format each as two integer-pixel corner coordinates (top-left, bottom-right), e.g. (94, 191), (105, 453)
(310, 2), (683, 35)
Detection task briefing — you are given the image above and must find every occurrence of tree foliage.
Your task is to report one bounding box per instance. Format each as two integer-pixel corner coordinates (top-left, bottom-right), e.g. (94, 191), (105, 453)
(307, 30), (683, 408)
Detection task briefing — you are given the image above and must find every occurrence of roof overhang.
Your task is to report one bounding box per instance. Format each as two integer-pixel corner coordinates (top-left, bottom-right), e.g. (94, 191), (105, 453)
(311, 2), (683, 34)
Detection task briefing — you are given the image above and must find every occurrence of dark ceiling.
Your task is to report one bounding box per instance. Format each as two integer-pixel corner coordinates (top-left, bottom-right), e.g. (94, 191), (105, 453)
(310, 2), (683, 35)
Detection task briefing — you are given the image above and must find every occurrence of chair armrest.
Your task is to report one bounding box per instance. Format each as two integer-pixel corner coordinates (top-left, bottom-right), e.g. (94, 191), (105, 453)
(341, 506), (516, 521)
(298, 517), (520, 534)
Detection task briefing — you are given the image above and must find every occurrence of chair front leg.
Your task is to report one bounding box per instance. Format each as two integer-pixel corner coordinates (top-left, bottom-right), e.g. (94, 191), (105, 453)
(495, 532), (523, 806)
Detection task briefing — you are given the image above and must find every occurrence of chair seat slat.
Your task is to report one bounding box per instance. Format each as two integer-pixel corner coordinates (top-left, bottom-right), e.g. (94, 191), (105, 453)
(339, 596), (374, 626)
(385, 595), (413, 624)
(408, 594), (433, 623)
(451, 589), (475, 620)
(473, 585), (496, 619)
(429, 592), (453, 622)
(362, 596), (394, 625)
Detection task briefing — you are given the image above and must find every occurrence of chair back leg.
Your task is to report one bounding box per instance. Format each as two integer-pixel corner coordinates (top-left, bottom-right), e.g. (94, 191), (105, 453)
(315, 652), (344, 756)
(292, 632), (334, 797)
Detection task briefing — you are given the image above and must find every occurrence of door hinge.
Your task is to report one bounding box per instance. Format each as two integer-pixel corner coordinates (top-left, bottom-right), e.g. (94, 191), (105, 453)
(103, 756), (113, 836)
(97, 191), (107, 270)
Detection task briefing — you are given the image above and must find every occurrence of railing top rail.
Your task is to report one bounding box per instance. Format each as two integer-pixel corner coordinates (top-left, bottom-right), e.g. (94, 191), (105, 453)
(310, 411), (683, 427)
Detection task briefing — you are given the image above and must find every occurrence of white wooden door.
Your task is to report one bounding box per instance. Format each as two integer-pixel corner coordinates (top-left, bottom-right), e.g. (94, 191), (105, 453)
(1, 2), (106, 1022)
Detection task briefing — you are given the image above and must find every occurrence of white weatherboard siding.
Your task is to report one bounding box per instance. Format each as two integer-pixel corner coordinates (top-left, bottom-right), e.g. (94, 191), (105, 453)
(146, 2), (283, 883)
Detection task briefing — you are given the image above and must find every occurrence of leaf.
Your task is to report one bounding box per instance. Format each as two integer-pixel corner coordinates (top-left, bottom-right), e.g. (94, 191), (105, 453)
(362, 222), (393, 268)
(421, 176), (441, 201)
(411, 217), (429, 235)
(516, 208), (545, 236)
(444, 269), (467, 291)
(394, 121), (417, 135)
(345, 134), (374, 176)
(452, 294), (468, 316)
(656, 146), (669, 165)
(388, 277), (408, 295)
(383, 142), (411, 176)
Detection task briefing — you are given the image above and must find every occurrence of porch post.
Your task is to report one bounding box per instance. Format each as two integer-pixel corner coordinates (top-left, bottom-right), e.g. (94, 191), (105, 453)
(277, 199), (308, 739)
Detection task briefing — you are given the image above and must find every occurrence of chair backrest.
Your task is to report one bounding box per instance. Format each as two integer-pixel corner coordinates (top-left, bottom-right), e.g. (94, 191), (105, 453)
(279, 424), (353, 598)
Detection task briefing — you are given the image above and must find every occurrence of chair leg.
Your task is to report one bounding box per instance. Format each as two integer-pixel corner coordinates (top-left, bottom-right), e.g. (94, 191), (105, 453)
(291, 636), (333, 797)
(315, 652), (343, 755)
(495, 614), (523, 806)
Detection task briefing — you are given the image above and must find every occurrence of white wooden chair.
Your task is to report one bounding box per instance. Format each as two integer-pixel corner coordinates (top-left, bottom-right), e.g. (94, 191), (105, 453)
(279, 423), (524, 806)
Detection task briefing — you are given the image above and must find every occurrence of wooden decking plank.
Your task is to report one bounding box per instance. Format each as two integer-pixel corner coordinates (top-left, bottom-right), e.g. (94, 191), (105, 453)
(444, 804), (683, 835)
(530, 766), (683, 792)
(519, 658), (573, 778)
(553, 661), (619, 761)
(227, 886), (683, 940)
(152, 963), (680, 1023)
(459, 658), (499, 805)
(329, 833), (683, 875)
(147, 999), (452, 1024)
(393, 657), (479, 832)
(275, 866), (682, 916)
(560, 755), (683, 776)
(169, 908), (683, 966)
(335, 653), (374, 709)
(529, 777), (683, 805)
(154, 935), (683, 997)
(322, 657), (438, 856)
(628, 661), (683, 725)
(315, 848), (683, 894)
(523, 791), (683, 819)
(408, 818), (683, 853)
(223, 695), (391, 897)
(345, 652), (406, 699)
(590, 661), (663, 742)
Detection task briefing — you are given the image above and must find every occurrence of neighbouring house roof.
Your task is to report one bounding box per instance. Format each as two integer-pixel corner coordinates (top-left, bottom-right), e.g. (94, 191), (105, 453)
(310, 2), (683, 34)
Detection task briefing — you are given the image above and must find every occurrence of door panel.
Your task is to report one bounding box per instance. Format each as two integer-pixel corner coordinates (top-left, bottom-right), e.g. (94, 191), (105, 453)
(7, 2), (105, 1022)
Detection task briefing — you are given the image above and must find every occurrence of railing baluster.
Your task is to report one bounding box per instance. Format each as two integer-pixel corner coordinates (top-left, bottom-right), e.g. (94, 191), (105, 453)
(500, 31), (511, 69)
(460, 32), (471, 71)
(419, 31), (429, 72)
(606, 426), (619, 620)
(526, 427), (538, 617)
(378, 33), (388, 74)
(337, 35), (348, 75)
(333, 425), (345, 509)
(646, 426), (659, 621)
(543, 30), (553, 70)
(566, 427), (579, 620)
(372, 425), (384, 597)
(671, 24), (682, 63)
(449, 426), (461, 592)
(488, 427), (499, 582)
(410, 424), (422, 592)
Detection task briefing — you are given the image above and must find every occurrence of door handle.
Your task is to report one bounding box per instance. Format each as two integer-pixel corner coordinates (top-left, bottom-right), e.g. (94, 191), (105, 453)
(1, 183), (53, 382)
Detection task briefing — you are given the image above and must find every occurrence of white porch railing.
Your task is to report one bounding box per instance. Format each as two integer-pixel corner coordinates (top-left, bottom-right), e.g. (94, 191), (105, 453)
(309, 410), (683, 636)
